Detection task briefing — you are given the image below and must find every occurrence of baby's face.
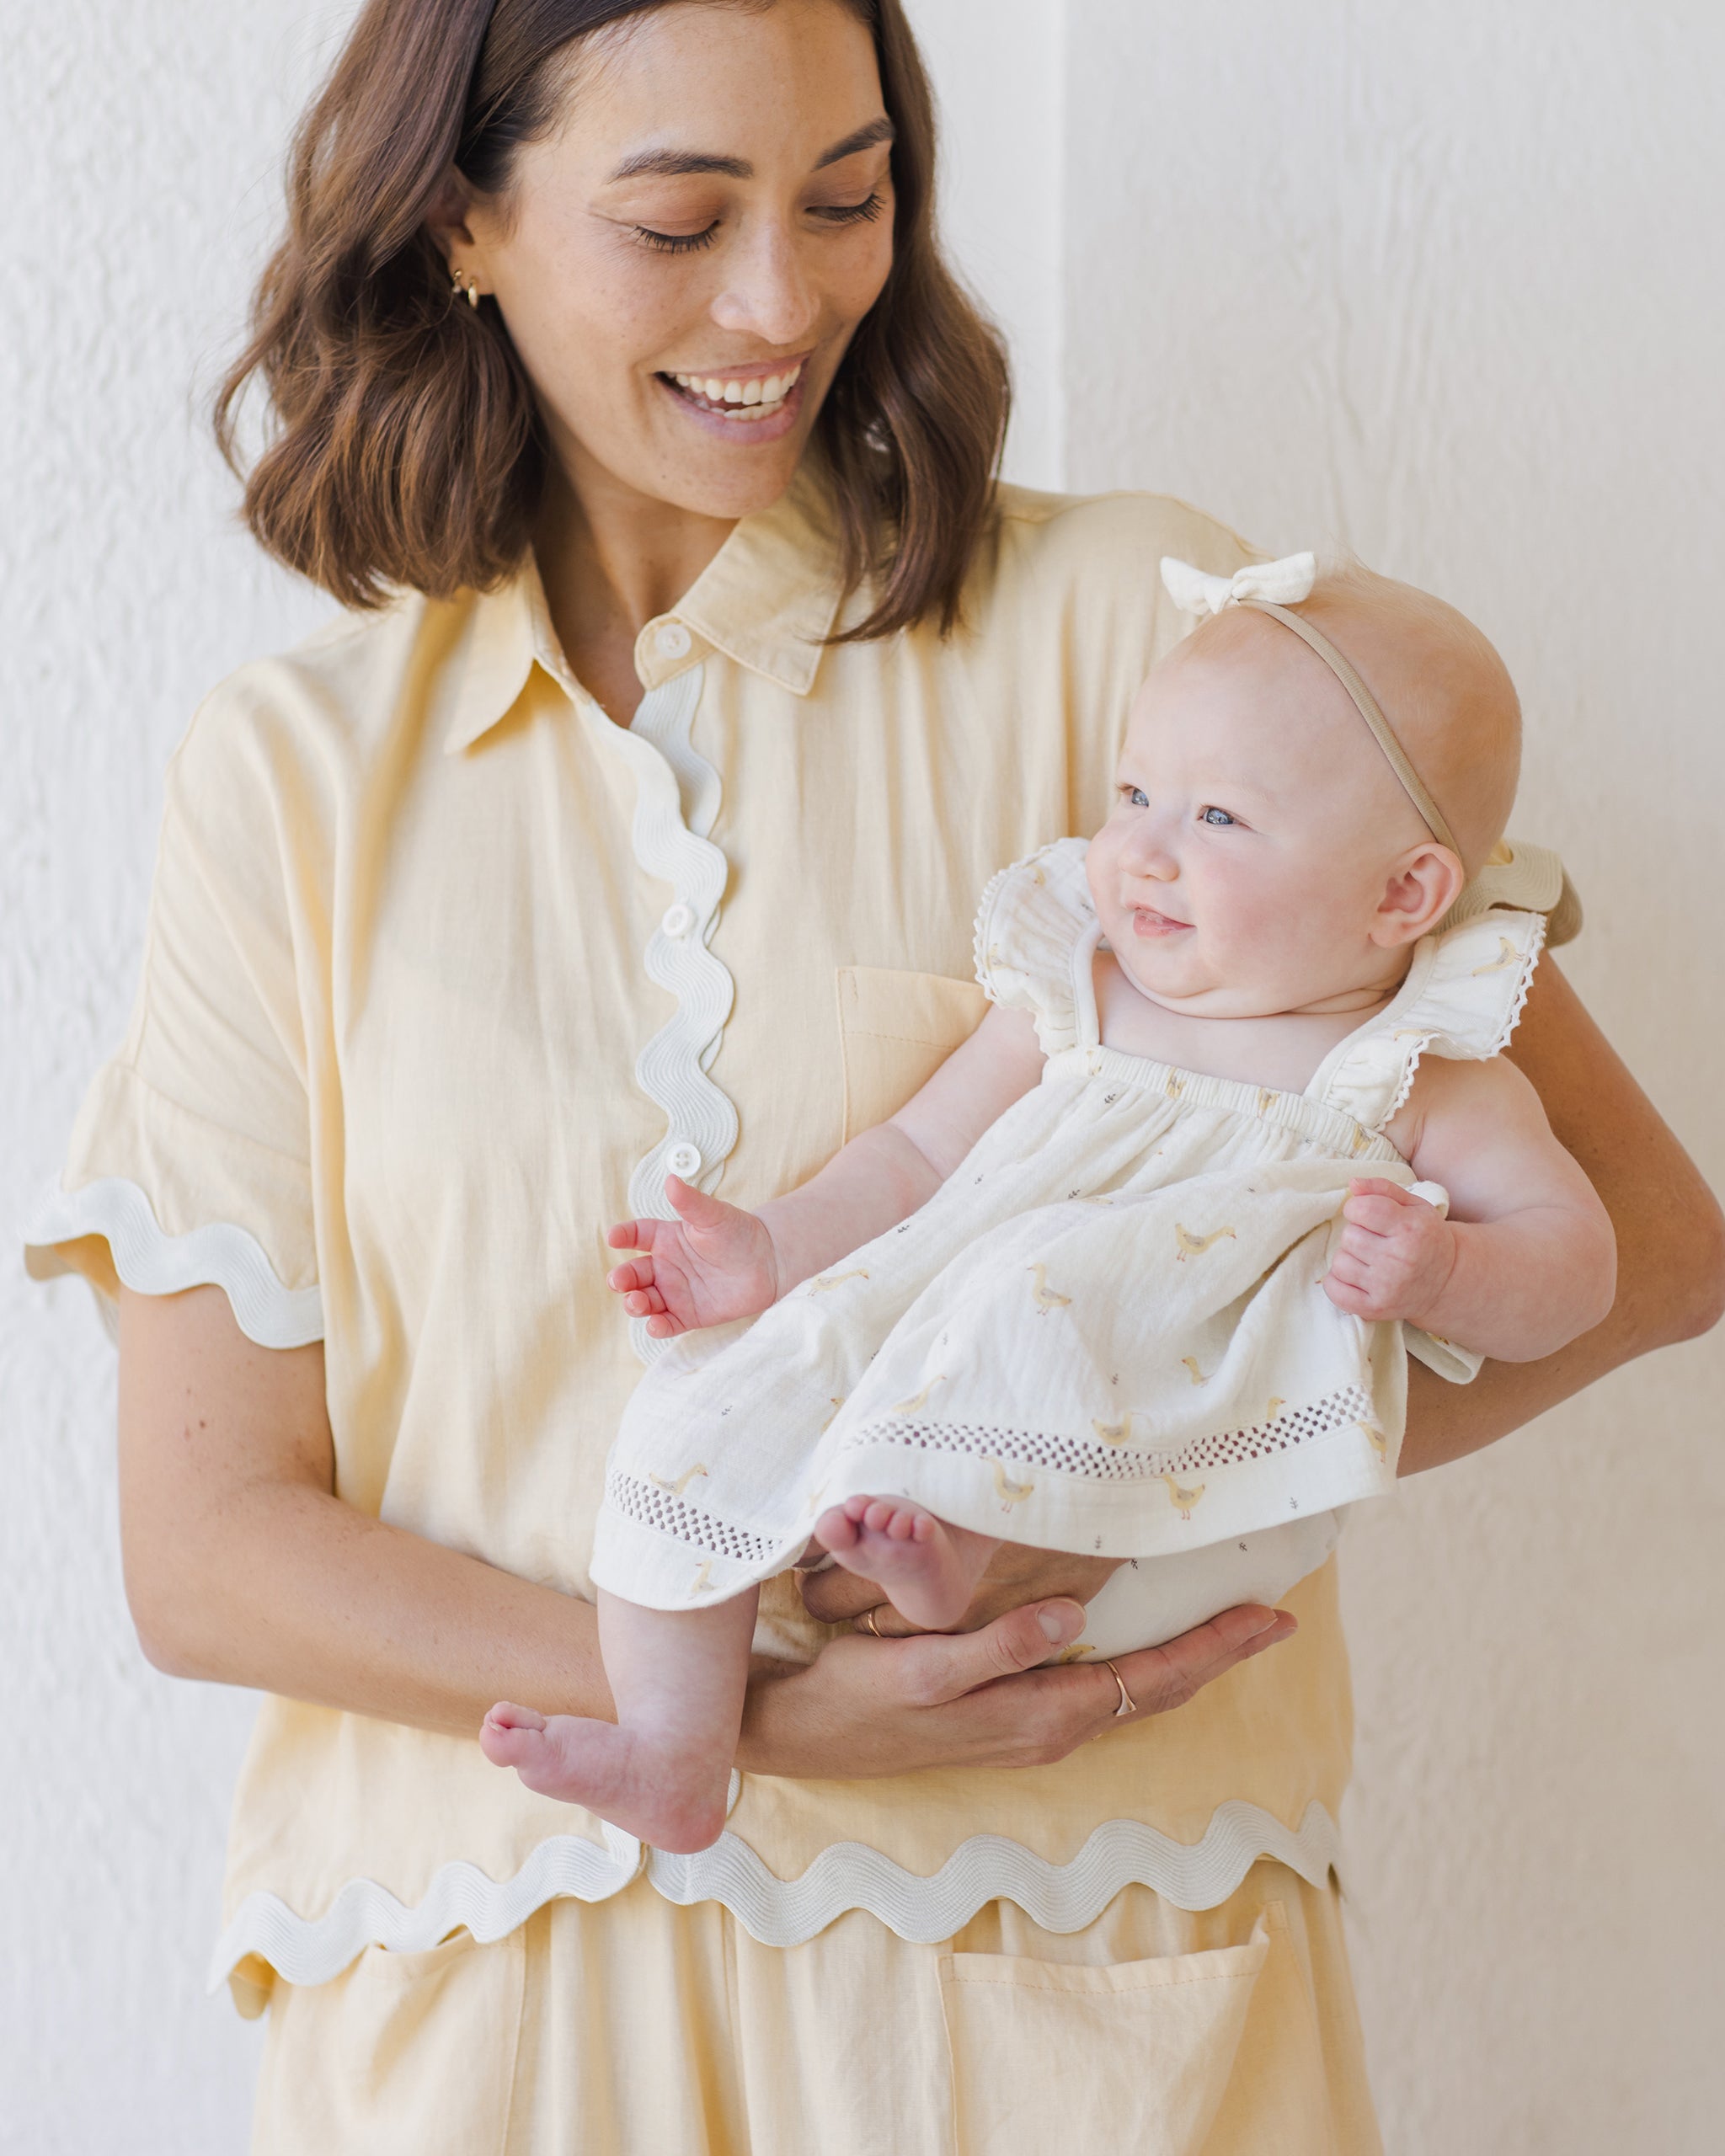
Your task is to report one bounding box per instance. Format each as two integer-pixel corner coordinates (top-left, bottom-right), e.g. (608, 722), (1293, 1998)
(1086, 616), (1434, 1021)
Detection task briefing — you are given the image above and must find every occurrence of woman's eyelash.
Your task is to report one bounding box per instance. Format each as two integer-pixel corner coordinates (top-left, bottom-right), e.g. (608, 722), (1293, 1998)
(814, 191), (886, 227)
(635, 225), (721, 255)
(635, 193), (884, 254)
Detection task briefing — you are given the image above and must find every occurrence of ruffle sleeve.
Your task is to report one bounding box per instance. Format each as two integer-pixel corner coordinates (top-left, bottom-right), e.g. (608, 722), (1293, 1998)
(1313, 906), (1547, 1139)
(24, 694), (323, 1348)
(971, 836), (1098, 1056)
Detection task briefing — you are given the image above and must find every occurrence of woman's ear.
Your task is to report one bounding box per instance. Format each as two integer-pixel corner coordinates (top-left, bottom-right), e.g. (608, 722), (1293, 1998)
(1369, 844), (1466, 949)
(424, 167), (481, 275)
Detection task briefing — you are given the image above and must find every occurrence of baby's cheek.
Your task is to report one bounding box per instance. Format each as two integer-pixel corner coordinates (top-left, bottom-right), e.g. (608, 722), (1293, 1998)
(1082, 830), (1130, 942)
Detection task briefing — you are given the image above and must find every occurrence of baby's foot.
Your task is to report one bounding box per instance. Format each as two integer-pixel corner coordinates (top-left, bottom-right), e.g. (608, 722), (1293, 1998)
(479, 1704), (731, 1854)
(814, 1497), (999, 1630)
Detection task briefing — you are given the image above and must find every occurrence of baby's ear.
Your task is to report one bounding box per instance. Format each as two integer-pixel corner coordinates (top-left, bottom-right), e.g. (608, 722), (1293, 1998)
(1370, 844), (1466, 949)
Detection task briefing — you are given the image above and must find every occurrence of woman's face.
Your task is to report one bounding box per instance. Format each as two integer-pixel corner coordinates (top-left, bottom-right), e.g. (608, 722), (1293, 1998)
(451, 0), (896, 524)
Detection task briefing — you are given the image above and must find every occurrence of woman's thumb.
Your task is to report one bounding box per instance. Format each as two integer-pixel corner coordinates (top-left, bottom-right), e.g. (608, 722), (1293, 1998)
(932, 1599), (1085, 1694)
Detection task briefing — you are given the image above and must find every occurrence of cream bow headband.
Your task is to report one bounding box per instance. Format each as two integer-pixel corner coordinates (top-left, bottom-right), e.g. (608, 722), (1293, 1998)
(1159, 552), (1461, 861)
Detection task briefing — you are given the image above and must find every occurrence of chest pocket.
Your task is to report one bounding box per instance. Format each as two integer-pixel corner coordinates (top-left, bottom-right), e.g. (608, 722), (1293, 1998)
(836, 967), (991, 1143)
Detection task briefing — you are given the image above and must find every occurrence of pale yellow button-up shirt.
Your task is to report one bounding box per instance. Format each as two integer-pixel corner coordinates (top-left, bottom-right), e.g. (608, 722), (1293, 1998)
(28, 471), (1575, 2004)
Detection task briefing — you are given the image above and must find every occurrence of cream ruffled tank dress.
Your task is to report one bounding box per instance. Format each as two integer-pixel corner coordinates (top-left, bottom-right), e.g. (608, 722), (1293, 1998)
(592, 838), (1544, 1652)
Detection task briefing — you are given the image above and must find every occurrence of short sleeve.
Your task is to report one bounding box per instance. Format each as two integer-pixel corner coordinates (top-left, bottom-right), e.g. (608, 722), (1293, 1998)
(972, 838), (1097, 1056)
(24, 696), (323, 1347)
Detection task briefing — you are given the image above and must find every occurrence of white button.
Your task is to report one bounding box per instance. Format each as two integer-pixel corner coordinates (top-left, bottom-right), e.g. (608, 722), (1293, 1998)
(661, 903), (695, 939)
(654, 622), (692, 659)
(666, 1142), (702, 1179)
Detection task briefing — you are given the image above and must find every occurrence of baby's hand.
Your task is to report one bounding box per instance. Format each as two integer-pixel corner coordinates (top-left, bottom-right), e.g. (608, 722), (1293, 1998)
(606, 1176), (781, 1338)
(1322, 1178), (1458, 1327)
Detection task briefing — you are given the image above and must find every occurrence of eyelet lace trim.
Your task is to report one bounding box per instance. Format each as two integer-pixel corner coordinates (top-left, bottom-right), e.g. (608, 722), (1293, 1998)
(605, 1469), (779, 1566)
(836, 1384), (1374, 1484)
(208, 1800), (1342, 1993)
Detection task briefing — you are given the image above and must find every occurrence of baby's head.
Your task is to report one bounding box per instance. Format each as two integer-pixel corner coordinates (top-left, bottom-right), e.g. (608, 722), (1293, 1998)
(1086, 561), (1521, 1019)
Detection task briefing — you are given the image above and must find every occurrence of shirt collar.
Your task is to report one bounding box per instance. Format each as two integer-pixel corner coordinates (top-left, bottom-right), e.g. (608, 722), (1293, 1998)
(440, 462), (847, 755)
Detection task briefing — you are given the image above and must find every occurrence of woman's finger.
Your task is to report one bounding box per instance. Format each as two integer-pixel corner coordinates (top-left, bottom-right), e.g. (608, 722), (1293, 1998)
(913, 1598), (1086, 1701)
(798, 1564), (893, 1625)
(849, 1601), (929, 1640)
(1110, 1604), (1295, 1719)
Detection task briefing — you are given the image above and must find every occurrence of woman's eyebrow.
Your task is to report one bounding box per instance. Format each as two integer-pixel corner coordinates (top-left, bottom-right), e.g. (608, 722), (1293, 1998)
(606, 117), (894, 184)
(814, 116), (895, 168)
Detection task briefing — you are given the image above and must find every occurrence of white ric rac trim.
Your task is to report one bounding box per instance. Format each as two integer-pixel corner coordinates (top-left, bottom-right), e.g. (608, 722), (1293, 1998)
(207, 1801), (1341, 1993)
(617, 664), (740, 1364)
(24, 1175), (323, 1348)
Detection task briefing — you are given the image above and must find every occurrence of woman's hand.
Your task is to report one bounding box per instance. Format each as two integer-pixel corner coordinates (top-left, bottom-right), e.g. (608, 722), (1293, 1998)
(736, 1598), (1295, 1780)
(799, 1541), (1124, 1635)
(606, 1174), (781, 1338)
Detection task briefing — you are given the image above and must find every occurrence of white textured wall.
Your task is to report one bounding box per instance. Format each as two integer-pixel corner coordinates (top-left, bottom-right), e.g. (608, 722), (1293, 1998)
(5, 3), (1720, 2148)
(3, 7), (353, 2148)
(1043, 5), (1725, 2151)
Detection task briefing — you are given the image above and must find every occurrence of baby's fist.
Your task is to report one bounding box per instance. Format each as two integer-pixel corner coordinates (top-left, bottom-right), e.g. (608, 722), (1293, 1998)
(1322, 1178), (1457, 1326)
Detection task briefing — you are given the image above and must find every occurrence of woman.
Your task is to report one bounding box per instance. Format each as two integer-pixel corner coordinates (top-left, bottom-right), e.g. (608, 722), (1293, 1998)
(26, 1), (1722, 2149)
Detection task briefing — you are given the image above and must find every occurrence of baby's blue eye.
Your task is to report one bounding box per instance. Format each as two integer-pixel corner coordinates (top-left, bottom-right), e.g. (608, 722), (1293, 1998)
(1200, 806), (1236, 827)
(1122, 786), (1149, 808)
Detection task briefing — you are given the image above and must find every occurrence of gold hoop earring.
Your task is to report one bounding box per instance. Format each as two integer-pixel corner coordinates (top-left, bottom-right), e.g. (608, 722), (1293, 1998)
(451, 270), (481, 310)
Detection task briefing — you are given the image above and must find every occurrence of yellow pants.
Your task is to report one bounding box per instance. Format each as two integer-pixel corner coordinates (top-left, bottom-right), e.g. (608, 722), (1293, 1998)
(252, 1861), (1380, 2155)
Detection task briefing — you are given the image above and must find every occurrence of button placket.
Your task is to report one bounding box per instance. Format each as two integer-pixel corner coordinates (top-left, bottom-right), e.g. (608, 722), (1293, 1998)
(611, 664), (738, 1360)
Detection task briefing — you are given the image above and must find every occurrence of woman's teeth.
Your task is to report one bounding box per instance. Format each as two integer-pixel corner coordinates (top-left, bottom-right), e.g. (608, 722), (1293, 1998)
(667, 364), (804, 417)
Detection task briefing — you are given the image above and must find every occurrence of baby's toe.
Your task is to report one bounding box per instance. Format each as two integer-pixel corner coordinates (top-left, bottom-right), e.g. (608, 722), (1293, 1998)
(815, 1504), (862, 1550)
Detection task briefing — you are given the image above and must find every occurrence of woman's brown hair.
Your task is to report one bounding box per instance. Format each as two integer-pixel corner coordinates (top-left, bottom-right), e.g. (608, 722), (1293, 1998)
(215, 0), (1009, 640)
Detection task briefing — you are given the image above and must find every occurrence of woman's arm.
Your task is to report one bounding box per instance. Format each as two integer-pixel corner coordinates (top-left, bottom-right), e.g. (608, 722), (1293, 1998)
(1397, 956), (1725, 1474)
(119, 1285), (614, 1737)
(120, 1278), (1284, 1765)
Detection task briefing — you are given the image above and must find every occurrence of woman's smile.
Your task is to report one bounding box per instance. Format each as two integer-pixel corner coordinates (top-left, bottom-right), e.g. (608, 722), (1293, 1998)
(655, 352), (812, 440)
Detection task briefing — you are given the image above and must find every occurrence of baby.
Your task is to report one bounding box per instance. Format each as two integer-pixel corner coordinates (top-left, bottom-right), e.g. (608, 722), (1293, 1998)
(482, 552), (1616, 1851)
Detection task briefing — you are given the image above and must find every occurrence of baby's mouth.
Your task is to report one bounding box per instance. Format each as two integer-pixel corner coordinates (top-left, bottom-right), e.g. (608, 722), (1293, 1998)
(1131, 905), (1191, 937)
(658, 359), (807, 421)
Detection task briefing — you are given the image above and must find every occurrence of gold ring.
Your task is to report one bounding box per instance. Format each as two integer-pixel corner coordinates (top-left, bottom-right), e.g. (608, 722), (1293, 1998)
(1102, 1657), (1136, 1719)
(857, 1606), (884, 1640)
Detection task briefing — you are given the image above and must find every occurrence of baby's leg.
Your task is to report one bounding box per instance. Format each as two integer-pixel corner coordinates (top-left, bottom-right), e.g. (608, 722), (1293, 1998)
(481, 1587), (756, 1854)
(814, 1497), (1000, 1630)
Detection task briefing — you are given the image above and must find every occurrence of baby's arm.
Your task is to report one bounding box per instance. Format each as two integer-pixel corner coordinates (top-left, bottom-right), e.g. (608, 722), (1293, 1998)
(609, 1004), (1046, 1337)
(1324, 1054), (1617, 1362)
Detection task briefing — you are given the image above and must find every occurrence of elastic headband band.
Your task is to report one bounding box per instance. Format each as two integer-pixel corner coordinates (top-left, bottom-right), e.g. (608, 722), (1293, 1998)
(1237, 599), (1462, 859)
(1158, 552), (1462, 861)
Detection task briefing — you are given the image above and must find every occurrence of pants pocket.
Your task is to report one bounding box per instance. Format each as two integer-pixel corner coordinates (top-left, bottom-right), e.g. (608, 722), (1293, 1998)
(938, 1905), (1305, 2156)
(253, 1926), (526, 2156)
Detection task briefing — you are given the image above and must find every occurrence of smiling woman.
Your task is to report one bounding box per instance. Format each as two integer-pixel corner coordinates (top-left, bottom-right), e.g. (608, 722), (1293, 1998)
(216, 0), (1007, 654)
(27, 0), (1724, 2149)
